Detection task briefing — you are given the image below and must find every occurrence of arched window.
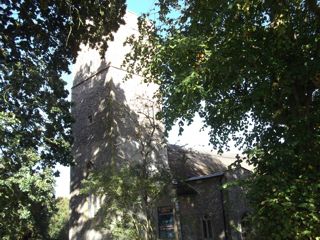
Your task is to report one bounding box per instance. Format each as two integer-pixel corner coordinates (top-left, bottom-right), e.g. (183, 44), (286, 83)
(202, 215), (213, 239)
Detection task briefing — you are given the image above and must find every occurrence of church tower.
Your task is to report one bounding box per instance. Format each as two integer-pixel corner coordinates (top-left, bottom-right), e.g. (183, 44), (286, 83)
(69, 12), (167, 240)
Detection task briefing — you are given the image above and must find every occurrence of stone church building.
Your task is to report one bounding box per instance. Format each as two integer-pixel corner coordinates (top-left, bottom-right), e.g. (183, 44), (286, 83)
(70, 12), (251, 240)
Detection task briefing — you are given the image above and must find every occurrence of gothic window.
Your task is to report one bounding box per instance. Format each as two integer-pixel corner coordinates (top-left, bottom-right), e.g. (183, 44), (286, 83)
(202, 215), (213, 239)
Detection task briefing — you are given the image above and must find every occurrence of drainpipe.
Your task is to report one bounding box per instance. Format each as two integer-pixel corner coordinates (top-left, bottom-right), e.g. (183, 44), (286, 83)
(172, 179), (183, 240)
(175, 200), (183, 240)
(219, 176), (228, 240)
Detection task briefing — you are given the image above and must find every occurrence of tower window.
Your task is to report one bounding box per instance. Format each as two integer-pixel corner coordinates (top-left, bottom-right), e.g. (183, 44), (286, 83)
(202, 215), (213, 239)
(88, 115), (93, 124)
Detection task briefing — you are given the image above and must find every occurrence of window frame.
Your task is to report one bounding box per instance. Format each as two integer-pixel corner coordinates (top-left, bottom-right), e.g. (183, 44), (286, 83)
(202, 215), (213, 240)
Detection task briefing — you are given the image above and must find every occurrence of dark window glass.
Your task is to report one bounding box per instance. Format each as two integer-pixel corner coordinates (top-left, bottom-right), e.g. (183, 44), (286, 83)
(202, 215), (213, 239)
(88, 115), (93, 124)
(207, 220), (213, 238)
(202, 219), (208, 238)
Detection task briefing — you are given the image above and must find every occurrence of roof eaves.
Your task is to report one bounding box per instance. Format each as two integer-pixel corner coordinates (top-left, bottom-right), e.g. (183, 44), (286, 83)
(185, 171), (224, 182)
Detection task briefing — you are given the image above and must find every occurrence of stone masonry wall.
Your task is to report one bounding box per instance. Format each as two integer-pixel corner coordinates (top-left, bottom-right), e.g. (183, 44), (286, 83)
(178, 178), (226, 240)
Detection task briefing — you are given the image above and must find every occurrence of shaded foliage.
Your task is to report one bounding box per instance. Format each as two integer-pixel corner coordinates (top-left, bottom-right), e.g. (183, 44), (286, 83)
(0, 1), (126, 239)
(125, 0), (320, 239)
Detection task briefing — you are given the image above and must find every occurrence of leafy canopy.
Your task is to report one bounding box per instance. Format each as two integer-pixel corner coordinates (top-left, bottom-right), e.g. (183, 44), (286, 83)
(125, 0), (320, 239)
(0, 0), (126, 239)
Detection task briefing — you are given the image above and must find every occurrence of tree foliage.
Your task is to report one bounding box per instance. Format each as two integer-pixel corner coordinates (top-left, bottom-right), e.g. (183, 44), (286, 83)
(125, 0), (320, 238)
(48, 197), (69, 240)
(0, 1), (126, 238)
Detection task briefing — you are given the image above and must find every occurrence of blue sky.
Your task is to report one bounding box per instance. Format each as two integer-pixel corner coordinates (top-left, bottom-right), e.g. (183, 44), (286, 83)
(127, 0), (156, 15)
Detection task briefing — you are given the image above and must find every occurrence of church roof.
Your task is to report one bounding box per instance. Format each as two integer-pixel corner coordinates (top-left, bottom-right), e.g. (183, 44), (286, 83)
(167, 144), (228, 180)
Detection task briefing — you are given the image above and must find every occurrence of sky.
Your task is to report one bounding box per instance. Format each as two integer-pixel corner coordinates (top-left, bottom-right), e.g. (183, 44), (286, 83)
(54, 1), (240, 197)
(127, 0), (157, 15)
